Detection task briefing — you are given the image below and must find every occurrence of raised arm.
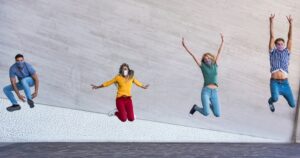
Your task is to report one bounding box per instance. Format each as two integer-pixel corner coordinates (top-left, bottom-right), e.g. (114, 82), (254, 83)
(215, 33), (224, 64)
(182, 38), (201, 67)
(286, 15), (293, 52)
(269, 14), (275, 52)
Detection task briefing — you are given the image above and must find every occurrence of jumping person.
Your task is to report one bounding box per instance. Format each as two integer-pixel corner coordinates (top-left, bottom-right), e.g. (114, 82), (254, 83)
(91, 63), (149, 122)
(182, 34), (224, 117)
(267, 14), (296, 112)
(3, 54), (39, 112)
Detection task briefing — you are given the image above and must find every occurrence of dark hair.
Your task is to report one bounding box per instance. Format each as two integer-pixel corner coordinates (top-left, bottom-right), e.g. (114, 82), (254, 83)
(15, 54), (24, 60)
(274, 38), (285, 45)
(119, 63), (134, 79)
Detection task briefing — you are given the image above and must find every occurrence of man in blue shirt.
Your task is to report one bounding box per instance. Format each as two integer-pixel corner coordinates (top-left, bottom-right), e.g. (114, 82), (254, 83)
(3, 54), (40, 112)
(267, 14), (295, 112)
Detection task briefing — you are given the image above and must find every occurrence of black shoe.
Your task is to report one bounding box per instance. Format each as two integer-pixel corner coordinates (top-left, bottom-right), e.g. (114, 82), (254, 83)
(7, 104), (21, 112)
(268, 102), (275, 112)
(189, 104), (197, 115)
(28, 99), (34, 108)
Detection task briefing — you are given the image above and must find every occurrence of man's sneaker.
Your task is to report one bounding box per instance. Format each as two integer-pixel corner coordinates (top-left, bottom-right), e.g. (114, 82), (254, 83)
(108, 108), (117, 117)
(27, 99), (34, 108)
(268, 102), (275, 112)
(189, 104), (197, 115)
(7, 104), (21, 112)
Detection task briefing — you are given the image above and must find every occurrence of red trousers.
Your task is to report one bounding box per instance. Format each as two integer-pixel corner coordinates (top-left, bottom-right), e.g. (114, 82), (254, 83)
(115, 96), (135, 122)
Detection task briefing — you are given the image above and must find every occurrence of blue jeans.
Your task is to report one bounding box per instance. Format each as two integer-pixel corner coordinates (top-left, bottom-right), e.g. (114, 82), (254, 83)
(268, 79), (295, 108)
(195, 87), (221, 117)
(3, 77), (35, 105)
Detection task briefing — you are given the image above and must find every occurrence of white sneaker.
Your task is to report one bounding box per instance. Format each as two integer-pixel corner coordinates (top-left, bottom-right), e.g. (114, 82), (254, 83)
(107, 108), (117, 117)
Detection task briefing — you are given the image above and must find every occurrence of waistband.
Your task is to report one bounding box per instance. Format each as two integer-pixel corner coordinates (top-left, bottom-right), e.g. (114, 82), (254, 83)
(117, 96), (132, 99)
(203, 86), (218, 91)
(270, 78), (288, 81)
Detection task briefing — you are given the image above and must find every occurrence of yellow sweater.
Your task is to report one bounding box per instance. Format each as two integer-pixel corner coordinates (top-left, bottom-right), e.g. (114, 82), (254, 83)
(102, 75), (143, 98)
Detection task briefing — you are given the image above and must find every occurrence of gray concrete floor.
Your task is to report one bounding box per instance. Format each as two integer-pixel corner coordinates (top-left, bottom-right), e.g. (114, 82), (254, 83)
(0, 143), (12, 148)
(0, 143), (300, 158)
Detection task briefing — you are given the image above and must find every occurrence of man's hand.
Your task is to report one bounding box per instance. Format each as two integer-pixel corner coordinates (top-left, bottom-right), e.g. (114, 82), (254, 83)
(269, 14), (275, 22)
(269, 13), (275, 51)
(18, 94), (26, 102)
(32, 91), (38, 99)
(286, 15), (293, 24)
(286, 15), (293, 52)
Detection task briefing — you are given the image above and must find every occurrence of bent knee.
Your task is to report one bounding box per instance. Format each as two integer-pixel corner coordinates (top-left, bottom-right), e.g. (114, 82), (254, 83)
(3, 86), (10, 93)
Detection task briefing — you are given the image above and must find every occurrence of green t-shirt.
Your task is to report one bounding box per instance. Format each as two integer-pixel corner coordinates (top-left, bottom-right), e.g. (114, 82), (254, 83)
(200, 62), (218, 87)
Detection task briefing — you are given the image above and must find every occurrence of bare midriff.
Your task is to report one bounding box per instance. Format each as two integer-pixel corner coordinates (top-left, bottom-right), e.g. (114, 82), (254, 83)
(206, 84), (218, 89)
(271, 71), (287, 80)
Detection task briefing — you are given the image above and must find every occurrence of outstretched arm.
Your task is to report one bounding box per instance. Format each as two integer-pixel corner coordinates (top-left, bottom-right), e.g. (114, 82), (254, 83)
(91, 84), (105, 89)
(215, 33), (224, 64)
(286, 15), (293, 53)
(182, 38), (201, 67)
(269, 14), (275, 52)
(133, 78), (149, 89)
(91, 76), (116, 90)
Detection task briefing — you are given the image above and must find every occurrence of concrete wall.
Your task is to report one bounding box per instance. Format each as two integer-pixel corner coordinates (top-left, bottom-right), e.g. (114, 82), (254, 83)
(0, 0), (300, 142)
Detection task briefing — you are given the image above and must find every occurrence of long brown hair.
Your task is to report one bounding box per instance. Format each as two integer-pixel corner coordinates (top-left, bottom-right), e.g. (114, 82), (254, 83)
(201, 52), (216, 63)
(119, 63), (134, 79)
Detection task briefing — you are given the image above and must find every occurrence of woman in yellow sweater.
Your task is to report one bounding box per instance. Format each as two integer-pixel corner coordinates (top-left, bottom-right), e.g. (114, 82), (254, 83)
(91, 63), (149, 122)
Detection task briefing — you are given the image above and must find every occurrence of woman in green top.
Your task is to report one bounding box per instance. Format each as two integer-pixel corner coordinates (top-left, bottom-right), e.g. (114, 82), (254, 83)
(182, 34), (224, 117)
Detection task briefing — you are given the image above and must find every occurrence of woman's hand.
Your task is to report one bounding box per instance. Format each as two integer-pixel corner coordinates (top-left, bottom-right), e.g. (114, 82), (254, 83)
(181, 37), (201, 66)
(182, 37), (187, 48)
(91, 84), (100, 90)
(142, 84), (150, 89)
(220, 33), (224, 42)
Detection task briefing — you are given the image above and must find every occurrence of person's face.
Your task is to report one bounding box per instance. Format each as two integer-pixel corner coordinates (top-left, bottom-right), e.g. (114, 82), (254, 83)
(122, 66), (129, 76)
(276, 41), (285, 50)
(122, 66), (128, 72)
(15, 57), (25, 68)
(15, 57), (24, 63)
(204, 55), (211, 63)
